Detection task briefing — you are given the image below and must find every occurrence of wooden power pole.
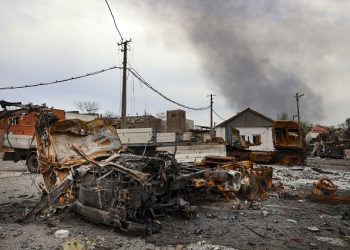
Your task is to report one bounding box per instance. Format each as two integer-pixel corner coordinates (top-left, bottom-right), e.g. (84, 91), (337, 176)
(118, 39), (131, 128)
(295, 92), (305, 147)
(295, 92), (304, 124)
(209, 94), (215, 142)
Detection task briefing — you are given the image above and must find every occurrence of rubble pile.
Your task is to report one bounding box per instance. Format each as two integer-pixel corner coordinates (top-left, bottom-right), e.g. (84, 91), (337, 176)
(14, 107), (273, 234)
(2, 102), (350, 249)
(272, 164), (350, 202)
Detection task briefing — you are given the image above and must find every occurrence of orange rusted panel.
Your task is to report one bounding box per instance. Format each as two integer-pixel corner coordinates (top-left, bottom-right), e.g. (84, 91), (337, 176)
(250, 152), (273, 164)
(311, 178), (350, 203)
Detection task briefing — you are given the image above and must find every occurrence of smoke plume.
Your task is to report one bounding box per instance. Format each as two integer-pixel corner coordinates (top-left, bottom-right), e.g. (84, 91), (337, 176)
(130, 0), (341, 121)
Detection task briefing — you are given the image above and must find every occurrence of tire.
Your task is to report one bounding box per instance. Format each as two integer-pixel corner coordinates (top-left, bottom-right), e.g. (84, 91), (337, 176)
(26, 153), (39, 173)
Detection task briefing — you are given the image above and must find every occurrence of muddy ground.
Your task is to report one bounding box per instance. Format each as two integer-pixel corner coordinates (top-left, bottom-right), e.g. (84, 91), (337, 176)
(1, 156), (350, 250)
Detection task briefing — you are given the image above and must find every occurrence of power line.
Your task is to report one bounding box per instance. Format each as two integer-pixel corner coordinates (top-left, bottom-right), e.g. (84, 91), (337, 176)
(104, 0), (124, 41)
(213, 109), (226, 121)
(128, 68), (210, 111)
(0, 66), (123, 90)
(0, 66), (209, 111)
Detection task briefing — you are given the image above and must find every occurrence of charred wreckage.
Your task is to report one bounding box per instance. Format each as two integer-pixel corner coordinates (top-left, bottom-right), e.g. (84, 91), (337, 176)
(0, 101), (273, 233)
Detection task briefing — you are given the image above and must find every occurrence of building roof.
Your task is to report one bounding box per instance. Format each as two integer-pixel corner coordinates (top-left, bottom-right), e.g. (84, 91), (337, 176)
(311, 126), (329, 134)
(216, 108), (274, 128)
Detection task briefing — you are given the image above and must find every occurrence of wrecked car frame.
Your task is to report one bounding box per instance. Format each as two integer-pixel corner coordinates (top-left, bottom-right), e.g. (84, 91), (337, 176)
(0, 101), (273, 233)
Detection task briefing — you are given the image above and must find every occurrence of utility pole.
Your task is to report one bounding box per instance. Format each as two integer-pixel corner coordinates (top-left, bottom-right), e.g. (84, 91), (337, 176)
(208, 94), (215, 142)
(295, 92), (305, 148)
(118, 39), (131, 128)
(295, 92), (304, 124)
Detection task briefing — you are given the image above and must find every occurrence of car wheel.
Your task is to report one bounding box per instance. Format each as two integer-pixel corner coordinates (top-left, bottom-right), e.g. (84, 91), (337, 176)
(27, 153), (39, 173)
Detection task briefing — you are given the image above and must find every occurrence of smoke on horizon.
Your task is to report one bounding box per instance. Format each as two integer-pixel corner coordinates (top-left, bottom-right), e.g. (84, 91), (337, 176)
(128, 0), (342, 121)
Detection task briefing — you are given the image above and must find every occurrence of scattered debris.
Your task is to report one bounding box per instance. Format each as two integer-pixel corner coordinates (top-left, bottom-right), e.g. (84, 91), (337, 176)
(242, 223), (267, 238)
(314, 236), (347, 247)
(339, 225), (350, 239)
(307, 226), (320, 232)
(54, 229), (70, 239)
(198, 159), (274, 200)
(2, 102), (350, 249)
(342, 211), (350, 220)
(311, 178), (350, 203)
(60, 238), (84, 250)
(249, 201), (262, 210)
(261, 209), (268, 217)
(0, 103), (275, 234)
(309, 242), (317, 249)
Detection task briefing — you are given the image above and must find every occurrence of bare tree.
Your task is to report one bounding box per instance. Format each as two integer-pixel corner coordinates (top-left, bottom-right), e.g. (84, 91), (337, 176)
(74, 101), (100, 114)
(155, 112), (166, 120)
(101, 111), (117, 125)
(345, 118), (350, 139)
(276, 112), (289, 120)
(103, 111), (116, 119)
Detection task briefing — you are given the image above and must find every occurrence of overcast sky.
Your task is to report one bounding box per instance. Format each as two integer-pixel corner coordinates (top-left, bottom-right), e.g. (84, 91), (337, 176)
(0, 0), (349, 127)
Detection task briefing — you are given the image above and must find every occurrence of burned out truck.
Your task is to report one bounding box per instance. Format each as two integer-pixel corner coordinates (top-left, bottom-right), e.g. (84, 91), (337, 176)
(0, 101), (273, 233)
(229, 120), (306, 165)
(2, 134), (38, 172)
(271, 120), (306, 164)
(250, 120), (306, 165)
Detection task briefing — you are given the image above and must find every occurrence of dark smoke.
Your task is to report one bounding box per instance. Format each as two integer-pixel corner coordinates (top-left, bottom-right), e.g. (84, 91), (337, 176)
(132, 0), (328, 121)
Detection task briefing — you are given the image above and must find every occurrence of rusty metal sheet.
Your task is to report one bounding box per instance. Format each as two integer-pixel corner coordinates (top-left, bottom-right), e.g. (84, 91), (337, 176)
(250, 151), (273, 164)
(311, 178), (350, 203)
(48, 119), (123, 167)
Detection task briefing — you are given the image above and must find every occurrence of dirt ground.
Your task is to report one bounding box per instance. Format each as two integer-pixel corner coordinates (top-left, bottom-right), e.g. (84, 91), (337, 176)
(1, 156), (350, 250)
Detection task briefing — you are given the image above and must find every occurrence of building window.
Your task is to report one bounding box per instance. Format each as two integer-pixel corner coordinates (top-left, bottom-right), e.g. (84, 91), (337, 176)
(8, 117), (19, 125)
(171, 113), (176, 118)
(253, 134), (261, 145)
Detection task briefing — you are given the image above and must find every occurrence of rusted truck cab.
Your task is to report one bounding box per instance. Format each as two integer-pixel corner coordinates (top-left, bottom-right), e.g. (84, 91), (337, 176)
(272, 120), (306, 165)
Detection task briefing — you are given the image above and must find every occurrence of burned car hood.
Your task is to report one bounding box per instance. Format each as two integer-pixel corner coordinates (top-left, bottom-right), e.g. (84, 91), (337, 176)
(41, 119), (123, 168)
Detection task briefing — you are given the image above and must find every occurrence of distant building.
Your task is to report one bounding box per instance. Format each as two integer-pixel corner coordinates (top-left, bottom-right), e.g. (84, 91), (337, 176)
(161, 120), (167, 132)
(65, 111), (98, 121)
(183, 128), (211, 143)
(186, 119), (194, 131)
(167, 109), (186, 133)
(113, 110), (191, 133)
(216, 108), (274, 151)
(305, 126), (330, 145)
(114, 115), (162, 131)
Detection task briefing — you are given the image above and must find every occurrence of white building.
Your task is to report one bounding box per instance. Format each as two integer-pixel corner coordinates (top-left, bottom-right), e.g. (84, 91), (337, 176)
(65, 111), (98, 122)
(216, 108), (275, 151)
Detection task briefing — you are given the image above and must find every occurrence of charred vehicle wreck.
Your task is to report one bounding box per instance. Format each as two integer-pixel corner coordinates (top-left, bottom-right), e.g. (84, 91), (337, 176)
(0, 101), (273, 233)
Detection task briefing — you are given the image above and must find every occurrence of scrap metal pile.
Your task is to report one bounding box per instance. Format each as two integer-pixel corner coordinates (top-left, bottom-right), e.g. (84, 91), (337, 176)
(311, 178), (350, 203)
(0, 102), (273, 233)
(197, 156), (273, 200)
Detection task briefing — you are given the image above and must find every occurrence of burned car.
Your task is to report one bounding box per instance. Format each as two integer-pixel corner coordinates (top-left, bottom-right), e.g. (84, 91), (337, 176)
(0, 101), (273, 233)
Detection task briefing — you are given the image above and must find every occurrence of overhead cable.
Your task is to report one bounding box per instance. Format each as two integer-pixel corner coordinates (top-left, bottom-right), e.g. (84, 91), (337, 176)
(0, 66), (209, 111)
(213, 109), (226, 121)
(128, 68), (210, 111)
(104, 0), (124, 41)
(0, 66), (123, 90)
